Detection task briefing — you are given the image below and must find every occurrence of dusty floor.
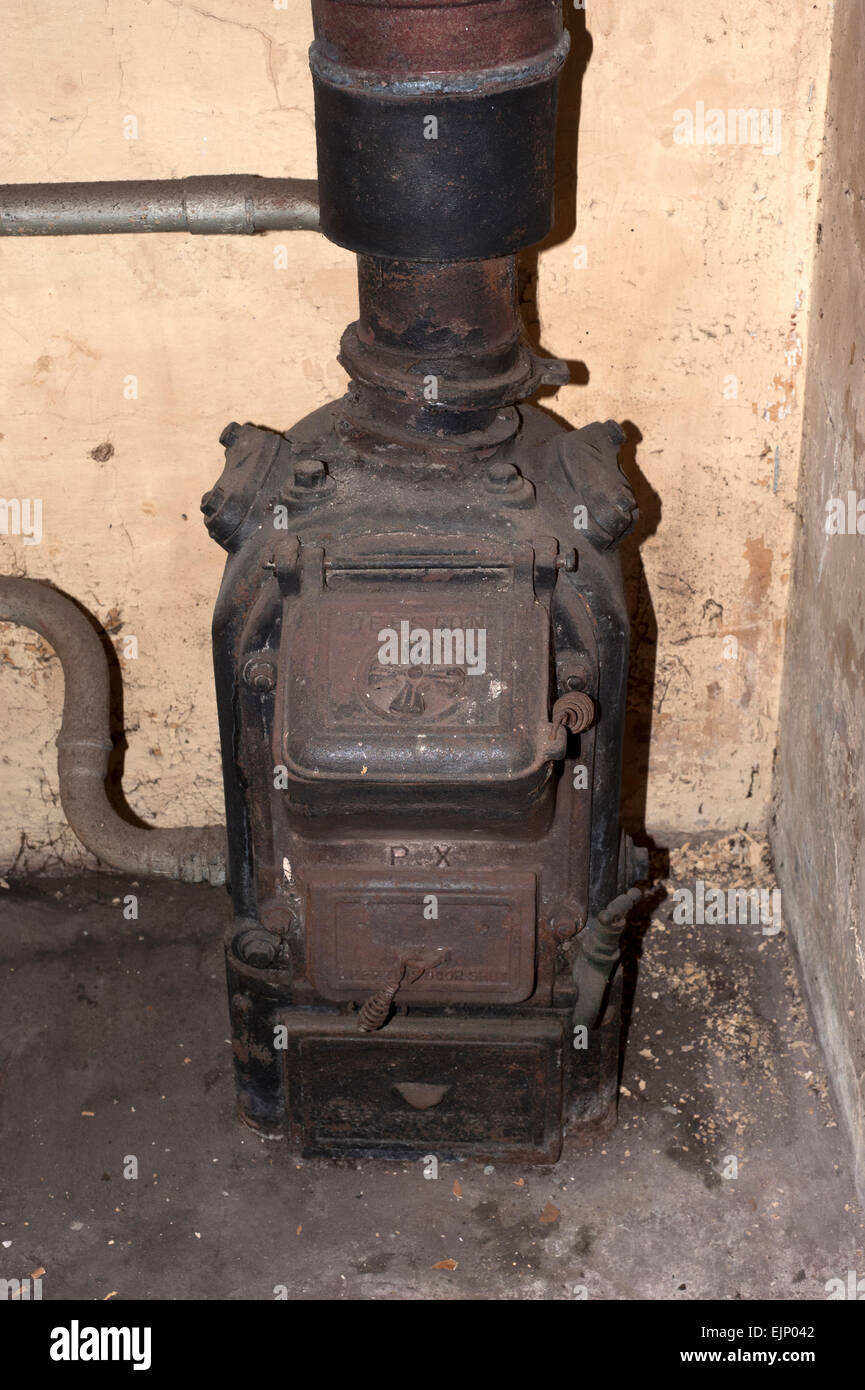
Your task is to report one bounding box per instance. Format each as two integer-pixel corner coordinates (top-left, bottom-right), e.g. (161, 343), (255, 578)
(0, 834), (861, 1301)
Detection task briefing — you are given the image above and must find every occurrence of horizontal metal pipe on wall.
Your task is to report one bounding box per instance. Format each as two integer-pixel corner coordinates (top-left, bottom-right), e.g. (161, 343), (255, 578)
(0, 175), (319, 236)
(0, 577), (226, 884)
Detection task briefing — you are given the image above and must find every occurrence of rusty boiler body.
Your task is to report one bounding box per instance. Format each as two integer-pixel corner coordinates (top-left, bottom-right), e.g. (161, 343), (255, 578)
(203, 0), (644, 1162)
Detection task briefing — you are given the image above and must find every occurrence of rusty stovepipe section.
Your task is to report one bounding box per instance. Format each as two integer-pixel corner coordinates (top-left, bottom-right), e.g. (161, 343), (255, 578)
(312, 0), (564, 74)
(340, 256), (568, 439)
(311, 0), (569, 442)
(310, 0), (568, 262)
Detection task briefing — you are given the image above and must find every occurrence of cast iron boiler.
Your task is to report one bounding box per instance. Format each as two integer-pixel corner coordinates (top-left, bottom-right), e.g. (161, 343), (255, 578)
(202, 0), (646, 1163)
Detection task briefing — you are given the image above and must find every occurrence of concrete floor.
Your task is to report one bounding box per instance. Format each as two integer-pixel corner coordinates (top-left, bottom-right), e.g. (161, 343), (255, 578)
(0, 834), (861, 1301)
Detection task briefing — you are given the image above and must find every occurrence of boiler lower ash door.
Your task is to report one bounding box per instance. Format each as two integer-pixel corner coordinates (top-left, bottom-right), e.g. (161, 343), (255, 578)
(278, 1015), (564, 1162)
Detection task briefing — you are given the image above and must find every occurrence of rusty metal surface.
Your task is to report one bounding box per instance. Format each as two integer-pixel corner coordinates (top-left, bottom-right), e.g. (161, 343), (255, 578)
(275, 1012), (565, 1162)
(342, 256), (568, 433)
(305, 866), (537, 1004)
(311, 0), (564, 75)
(207, 397), (635, 1152)
(201, 0), (640, 1162)
(273, 534), (561, 825)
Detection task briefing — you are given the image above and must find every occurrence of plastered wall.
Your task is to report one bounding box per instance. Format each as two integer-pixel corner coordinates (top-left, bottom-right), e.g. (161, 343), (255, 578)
(772, 0), (865, 1202)
(0, 1), (834, 870)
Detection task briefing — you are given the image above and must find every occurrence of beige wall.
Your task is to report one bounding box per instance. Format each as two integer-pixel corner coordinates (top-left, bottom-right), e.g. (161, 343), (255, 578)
(0, 1), (833, 870)
(772, 0), (865, 1201)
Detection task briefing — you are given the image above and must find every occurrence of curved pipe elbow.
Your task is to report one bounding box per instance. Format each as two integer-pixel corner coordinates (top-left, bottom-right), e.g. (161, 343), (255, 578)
(0, 577), (226, 885)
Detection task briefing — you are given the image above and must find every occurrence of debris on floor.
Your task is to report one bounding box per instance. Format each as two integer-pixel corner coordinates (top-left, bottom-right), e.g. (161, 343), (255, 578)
(0, 837), (860, 1300)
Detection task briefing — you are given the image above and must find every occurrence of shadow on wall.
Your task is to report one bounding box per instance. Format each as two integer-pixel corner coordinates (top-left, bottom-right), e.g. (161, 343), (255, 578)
(619, 423), (661, 841)
(518, 0), (589, 391)
(517, 4), (663, 857)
